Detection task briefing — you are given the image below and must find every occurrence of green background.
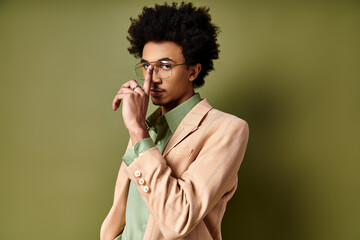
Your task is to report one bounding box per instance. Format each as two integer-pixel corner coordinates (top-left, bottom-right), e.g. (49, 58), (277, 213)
(0, 0), (359, 239)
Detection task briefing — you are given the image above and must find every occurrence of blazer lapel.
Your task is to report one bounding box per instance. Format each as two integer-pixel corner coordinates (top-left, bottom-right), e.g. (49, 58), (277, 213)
(163, 99), (213, 157)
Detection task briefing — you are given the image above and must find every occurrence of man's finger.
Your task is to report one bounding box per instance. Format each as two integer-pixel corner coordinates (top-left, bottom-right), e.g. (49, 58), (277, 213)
(112, 93), (125, 111)
(118, 87), (135, 95)
(120, 79), (138, 90)
(127, 80), (143, 94)
(143, 65), (153, 95)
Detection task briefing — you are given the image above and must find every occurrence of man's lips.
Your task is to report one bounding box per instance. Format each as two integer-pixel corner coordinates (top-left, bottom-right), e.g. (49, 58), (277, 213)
(150, 88), (164, 96)
(150, 88), (164, 92)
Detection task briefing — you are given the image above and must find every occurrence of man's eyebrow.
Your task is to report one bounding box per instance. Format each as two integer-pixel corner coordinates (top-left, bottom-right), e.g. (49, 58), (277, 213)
(158, 57), (175, 62)
(140, 57), (175, 63)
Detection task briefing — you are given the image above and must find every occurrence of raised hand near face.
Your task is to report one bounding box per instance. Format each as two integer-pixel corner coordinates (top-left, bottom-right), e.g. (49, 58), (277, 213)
(112, 65), (153, 144)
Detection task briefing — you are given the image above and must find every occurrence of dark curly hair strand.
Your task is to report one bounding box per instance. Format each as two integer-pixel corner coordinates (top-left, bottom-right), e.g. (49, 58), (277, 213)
(127, 2), (220, 88)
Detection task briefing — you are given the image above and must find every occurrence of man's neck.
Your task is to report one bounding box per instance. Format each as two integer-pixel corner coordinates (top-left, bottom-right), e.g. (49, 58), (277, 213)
(160, 91), (195, 115)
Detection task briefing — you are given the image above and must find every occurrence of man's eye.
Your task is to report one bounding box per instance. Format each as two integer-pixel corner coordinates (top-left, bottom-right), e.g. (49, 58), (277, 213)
(160, 63), (172, 70)
(142, 63), (150, 69)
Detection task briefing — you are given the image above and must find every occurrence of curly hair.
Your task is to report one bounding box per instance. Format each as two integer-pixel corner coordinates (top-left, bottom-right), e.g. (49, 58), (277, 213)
(127, 2), (220, 88)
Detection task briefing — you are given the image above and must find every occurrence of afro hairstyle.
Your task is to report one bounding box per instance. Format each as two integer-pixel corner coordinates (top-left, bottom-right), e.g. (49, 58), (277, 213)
(127, 2), (220, 88)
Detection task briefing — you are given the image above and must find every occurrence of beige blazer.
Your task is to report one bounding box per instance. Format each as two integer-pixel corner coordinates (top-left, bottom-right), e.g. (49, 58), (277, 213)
(101, 99), (249, 240)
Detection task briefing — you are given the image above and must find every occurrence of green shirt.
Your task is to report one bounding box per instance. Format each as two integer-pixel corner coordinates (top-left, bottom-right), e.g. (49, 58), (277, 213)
(115, 93), (202, 240)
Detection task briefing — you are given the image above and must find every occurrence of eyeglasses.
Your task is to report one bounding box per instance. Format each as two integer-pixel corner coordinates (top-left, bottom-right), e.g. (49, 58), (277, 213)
(135, 60), (186, 80)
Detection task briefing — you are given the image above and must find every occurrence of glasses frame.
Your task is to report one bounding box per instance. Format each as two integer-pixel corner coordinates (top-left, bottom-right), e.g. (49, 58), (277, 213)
(135, 60), (187, 80)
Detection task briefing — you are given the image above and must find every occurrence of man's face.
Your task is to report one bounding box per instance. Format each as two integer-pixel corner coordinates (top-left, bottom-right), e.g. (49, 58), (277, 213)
(141, 41), (195, 113)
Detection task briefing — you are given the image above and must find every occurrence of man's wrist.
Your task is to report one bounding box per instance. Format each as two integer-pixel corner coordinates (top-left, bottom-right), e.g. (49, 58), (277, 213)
(129, 126), (150, 145)
(122, 138), (154, 166)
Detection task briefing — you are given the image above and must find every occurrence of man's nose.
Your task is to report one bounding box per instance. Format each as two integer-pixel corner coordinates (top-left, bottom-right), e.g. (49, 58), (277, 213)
(151, 69), (162, 83)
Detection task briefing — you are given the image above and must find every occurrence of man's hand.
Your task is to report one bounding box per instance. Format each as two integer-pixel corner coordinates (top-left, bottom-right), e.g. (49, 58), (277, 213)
(112, 66), (153, 144)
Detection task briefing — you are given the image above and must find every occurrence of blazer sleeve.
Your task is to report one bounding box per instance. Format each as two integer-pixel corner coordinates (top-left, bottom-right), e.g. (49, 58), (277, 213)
(100, 140), (132, 240)
(123, 116), (249, 239)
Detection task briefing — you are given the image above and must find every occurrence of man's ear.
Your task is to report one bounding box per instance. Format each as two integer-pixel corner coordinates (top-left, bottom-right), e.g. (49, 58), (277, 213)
(188, 63), (202, 82)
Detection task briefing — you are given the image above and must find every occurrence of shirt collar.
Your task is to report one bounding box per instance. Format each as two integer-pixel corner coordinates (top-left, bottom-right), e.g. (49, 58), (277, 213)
(145, 93), (202, 133)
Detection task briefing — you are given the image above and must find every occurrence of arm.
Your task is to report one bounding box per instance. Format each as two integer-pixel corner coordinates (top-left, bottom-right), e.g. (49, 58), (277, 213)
(100, 141), (132, 240)
(123, 116), (249, 239)
(101, 67), (154, 240)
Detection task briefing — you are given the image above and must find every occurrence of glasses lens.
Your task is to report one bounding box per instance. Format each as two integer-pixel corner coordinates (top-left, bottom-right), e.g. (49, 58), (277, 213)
(135, 61), (172, 80)
(135, 64), (145, 80)
(156, 62), (172, 79)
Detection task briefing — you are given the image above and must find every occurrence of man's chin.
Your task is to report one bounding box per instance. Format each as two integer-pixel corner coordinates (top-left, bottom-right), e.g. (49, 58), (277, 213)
(150, 98), (162, 106)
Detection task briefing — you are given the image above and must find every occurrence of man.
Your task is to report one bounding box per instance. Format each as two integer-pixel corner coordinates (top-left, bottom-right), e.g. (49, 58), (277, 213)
(100, 2), (249, 240)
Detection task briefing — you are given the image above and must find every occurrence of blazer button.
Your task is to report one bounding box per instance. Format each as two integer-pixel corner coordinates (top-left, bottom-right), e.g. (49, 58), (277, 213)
(143, 186), (149, 193)
(138, 178), (145, 185)
(134, 170), (141, 177)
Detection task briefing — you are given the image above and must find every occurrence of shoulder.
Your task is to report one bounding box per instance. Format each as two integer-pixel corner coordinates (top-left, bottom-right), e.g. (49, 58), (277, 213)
(190, 105), (249, 163)
(208, 107), (247, 124)
(205, 106), (248, 129)
(198, 104), (249, 140)
(187, 98), (249, 137)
